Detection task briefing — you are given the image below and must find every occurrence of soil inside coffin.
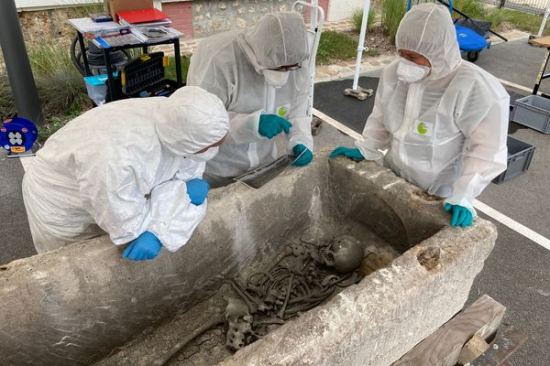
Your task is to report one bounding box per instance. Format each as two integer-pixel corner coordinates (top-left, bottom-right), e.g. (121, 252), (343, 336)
(96, 219), (399, 366)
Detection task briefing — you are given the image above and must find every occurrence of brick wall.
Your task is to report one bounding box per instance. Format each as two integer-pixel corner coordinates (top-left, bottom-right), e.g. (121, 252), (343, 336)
(320, 0), (330, 19)
(162, 1), (193, 39)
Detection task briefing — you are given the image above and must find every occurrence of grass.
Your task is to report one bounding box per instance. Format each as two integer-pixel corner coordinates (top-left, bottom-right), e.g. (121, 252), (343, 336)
(165, 55), (191, 82)
(28, 42), (90, 117)
(381, 0), (406, 44)
(452, 0), (547, 35)
(486, 8), (546, 35)
(65, 2), (104, 18)
(1, 40), (91, 142)
(453, 0), (487, 20)
(1, 42), (90, 119)
(352, 7), (377, 33)
(37, 115), (72, 143)
(316, 31), (358, 64)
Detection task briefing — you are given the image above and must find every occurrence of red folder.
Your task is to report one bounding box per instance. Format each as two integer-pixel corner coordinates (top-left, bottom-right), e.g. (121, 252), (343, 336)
(117, 8), (168, 24)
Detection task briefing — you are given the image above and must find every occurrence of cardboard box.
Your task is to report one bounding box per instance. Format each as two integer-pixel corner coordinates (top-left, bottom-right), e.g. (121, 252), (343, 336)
(106, 0), (153, 21)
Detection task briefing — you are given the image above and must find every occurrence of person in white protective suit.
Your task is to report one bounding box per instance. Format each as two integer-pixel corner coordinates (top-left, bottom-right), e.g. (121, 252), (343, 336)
(330, 3), (509, 228)
(187, 12), (315, 187)
(22, 86), (229, 261)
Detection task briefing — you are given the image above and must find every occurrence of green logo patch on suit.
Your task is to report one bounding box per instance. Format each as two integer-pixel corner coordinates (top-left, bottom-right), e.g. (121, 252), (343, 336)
(415, 121), (433, 137)
(277, 105), (289, 118)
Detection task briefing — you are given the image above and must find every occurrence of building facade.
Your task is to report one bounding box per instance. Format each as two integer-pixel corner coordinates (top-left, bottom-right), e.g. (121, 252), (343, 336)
(15, 0), (364, 39)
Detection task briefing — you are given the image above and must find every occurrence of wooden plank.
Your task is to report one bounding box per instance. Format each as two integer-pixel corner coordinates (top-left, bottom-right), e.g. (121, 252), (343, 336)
(458, 334), (490, 365)
(530, 36), (550, 48)
(392, 295), (506, 366)
(470, 327), (527, 366)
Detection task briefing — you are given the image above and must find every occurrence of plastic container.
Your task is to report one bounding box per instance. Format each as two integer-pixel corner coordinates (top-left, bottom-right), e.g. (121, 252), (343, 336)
(121, 52), (178, 97)
(455, 18), (491, 37)
(84, 74), (108, 105)
(512, 95), (550, 134)
(493, 136), (535, 184)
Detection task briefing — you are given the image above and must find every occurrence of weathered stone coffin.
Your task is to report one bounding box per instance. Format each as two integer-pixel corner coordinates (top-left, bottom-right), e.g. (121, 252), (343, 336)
(0, 155), (496, 365)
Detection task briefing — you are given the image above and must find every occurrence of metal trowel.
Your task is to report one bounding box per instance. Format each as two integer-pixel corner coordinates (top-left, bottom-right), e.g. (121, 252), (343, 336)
(234, 149), (307, 189)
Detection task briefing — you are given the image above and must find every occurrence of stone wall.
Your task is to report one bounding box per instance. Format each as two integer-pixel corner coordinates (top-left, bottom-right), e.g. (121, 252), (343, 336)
(18, 8), (90, 46)
(191, 0), (302, 38)
(14, 0), (336, 45)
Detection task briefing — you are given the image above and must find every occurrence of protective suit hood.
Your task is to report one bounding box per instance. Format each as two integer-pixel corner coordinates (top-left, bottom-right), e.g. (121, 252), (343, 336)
(156, 86), (229, 156)
(238, 12), (309, 73)
(396, 3), (462, 80)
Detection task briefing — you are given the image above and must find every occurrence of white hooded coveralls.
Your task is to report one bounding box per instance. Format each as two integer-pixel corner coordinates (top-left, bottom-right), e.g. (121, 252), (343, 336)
(356, 4), (509, 212)
(22, 86), (229, 253)
(187, 12), (314, 184)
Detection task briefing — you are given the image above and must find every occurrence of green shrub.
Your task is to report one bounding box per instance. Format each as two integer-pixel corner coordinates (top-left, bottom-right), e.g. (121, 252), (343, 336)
(0, 41), (89, 120)
(486, 9), (505, 28)
(352, 7), (377, 33)
(316, 31), (358, 64)
(27, 41), (90, 117)
(0, 74), (15, 118)
(37, 115), (71, 143)
(381, 0), (406, 44)
(451, 0), (546, 35)
(452, 0), (487, 20)
(165, 55), (191, 82)
(487, 8), (544, 34)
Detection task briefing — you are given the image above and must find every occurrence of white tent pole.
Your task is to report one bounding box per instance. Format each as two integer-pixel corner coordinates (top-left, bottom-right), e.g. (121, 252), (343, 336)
(352, 0), (371, 90)
(537, 1), (550, 37)
(293, 1), (325, 123)
(311, 0), (319, 31)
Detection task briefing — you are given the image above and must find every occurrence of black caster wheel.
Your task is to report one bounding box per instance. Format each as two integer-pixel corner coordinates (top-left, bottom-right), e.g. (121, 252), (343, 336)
(467, 51), (479, 62)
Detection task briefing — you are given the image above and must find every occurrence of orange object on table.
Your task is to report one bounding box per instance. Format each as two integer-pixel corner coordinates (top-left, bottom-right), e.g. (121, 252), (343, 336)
(117, 8), (168, 24)
(106, 0), (153, 22)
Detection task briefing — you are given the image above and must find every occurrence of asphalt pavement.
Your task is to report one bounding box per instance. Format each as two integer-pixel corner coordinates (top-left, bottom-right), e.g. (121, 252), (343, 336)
(0, 155), (35, 264)
(476, 37), (550, 95)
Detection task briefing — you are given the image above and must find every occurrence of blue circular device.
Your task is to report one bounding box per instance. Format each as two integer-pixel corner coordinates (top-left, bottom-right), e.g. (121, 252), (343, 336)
(0, 117), (38, 154)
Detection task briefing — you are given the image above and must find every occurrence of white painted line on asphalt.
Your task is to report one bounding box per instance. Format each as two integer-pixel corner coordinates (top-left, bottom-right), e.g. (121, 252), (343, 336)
(474, 200), (550, 251)
(314, 109), (550, 251)
(497, 78), (535, 95)
(312, 108), (364, 141)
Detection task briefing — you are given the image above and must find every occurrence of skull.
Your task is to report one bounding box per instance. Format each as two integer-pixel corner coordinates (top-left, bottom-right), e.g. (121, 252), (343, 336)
(224, 296), (255, 351)
(226, 315), (254, 351)
(320, 236), (364, 273)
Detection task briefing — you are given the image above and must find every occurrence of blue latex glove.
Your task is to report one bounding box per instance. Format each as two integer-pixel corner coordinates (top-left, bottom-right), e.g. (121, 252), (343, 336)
(292, 144), (313, 166)
(329, 147), (365, 162)
(123, 231), (162, 261)
(258, 114), (292, 139)
(444, 203), (474, 228)
(186, 178), (209, 206)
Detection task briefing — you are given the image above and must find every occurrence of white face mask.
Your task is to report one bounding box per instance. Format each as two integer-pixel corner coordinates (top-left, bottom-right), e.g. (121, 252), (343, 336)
(188, 146), (219, 163)
(396, 58), (430, 83)
(263, 69), (290, 88)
